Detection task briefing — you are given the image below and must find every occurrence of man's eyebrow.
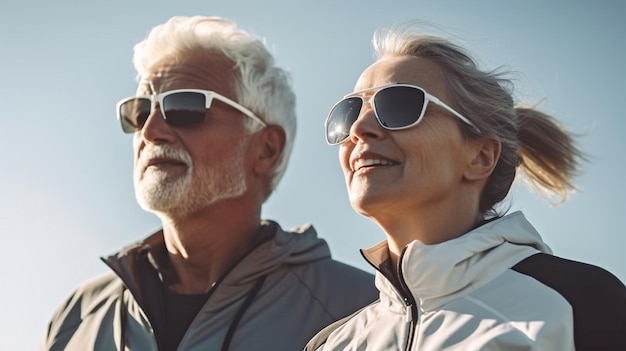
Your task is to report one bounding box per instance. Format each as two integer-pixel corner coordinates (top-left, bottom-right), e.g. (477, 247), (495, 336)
(135, 81), (154, 95)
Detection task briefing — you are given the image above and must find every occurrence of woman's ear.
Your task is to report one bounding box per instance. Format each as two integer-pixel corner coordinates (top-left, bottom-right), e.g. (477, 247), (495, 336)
(253, 126), (286, 176)
(464, 137), (501, 181)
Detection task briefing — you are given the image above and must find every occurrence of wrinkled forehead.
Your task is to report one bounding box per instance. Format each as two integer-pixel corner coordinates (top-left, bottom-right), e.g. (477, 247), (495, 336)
(135, 53), (236, 96)
(354, 56), (448, 99)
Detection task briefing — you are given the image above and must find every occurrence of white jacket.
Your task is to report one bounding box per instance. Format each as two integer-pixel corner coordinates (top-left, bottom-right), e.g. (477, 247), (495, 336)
(308, 211), (626, 350)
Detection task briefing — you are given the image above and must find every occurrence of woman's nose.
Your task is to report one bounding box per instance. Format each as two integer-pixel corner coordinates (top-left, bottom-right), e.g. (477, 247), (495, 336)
(348, 105), (385, 144)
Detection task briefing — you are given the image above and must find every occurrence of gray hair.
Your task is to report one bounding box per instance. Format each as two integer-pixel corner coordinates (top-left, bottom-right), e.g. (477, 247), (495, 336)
(133, 16), (296, 198)
(372, 24), (585, 218)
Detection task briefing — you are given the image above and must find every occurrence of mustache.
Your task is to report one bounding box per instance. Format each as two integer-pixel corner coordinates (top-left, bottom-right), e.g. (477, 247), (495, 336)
(137, 145), (192, 170)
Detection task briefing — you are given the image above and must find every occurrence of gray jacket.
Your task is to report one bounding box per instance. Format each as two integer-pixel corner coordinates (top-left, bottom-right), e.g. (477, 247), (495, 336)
(41, 221), (378, 351)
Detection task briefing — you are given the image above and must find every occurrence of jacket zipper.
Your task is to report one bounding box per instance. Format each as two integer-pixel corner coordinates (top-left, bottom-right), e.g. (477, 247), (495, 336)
(397, 247), (419, 351)
(360, 247), (419, 351)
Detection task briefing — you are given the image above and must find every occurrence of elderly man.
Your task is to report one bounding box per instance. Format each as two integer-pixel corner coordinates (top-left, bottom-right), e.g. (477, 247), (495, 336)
(41, 16), (377, 351)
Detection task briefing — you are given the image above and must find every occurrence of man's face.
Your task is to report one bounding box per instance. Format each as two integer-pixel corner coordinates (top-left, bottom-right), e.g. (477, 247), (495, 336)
(132, 53), (250, 220)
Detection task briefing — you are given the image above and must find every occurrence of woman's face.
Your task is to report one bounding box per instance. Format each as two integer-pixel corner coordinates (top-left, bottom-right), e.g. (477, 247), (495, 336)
(339, 55), (475, 226)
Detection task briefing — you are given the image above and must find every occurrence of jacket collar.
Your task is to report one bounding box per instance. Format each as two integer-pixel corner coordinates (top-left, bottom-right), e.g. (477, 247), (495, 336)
(101, 220), (330, 311)
(362, 211), (552, 311)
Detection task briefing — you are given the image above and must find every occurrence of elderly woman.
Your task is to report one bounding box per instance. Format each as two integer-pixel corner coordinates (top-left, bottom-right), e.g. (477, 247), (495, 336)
(308, 25), (626, 351)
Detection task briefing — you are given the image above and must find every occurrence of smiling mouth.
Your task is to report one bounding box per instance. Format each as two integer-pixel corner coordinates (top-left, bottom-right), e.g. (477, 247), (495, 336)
(354, 158), (399, 172)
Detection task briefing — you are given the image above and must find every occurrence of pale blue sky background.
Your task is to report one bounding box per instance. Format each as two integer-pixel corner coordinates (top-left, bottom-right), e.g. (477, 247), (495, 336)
(1, 1), (625, 349)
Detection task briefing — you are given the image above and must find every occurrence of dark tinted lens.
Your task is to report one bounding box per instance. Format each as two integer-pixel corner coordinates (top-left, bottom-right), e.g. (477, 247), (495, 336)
(162, 92), (206, 127)
(326, 97), (363, 144)
(373, 86), (425, 129)
(119, 98), (151, 133)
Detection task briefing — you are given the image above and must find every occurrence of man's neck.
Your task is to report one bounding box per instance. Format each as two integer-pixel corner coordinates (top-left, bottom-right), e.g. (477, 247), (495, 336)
(158, 200), (262, 294)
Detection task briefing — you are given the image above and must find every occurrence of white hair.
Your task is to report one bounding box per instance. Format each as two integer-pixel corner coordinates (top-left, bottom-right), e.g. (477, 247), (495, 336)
(133, 16), (296, 198)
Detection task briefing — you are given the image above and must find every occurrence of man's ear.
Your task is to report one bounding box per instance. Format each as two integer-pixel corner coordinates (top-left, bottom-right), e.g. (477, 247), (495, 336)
(464, 137), (501, 181)
(253, 126), (286, 176)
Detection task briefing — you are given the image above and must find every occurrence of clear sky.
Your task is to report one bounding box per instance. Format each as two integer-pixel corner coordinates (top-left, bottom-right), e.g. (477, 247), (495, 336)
(2, 1), (625, 349)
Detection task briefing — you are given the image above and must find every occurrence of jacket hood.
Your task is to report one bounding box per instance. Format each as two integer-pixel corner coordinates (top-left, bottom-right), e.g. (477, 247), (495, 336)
(203, 220), (332, 311)
(363, 211), (552, 311)
(219, 220), (330, 285)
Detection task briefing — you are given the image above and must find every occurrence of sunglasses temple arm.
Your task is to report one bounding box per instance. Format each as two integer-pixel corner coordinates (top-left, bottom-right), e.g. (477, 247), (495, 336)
(428, 95), (480, 134)
(212, 94), (267, 127)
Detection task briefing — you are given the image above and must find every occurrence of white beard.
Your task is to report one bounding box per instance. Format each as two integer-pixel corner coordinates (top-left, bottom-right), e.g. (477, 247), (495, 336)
(134, 140), (247, 220)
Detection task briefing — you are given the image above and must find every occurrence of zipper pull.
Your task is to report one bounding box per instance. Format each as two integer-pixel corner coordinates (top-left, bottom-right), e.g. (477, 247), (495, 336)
(404, 298), (412, 323)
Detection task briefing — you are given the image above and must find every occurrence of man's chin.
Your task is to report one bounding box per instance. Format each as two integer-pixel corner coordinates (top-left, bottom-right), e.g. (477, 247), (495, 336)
(136, 195), (174, 213)
(134, 181), (188, 211)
